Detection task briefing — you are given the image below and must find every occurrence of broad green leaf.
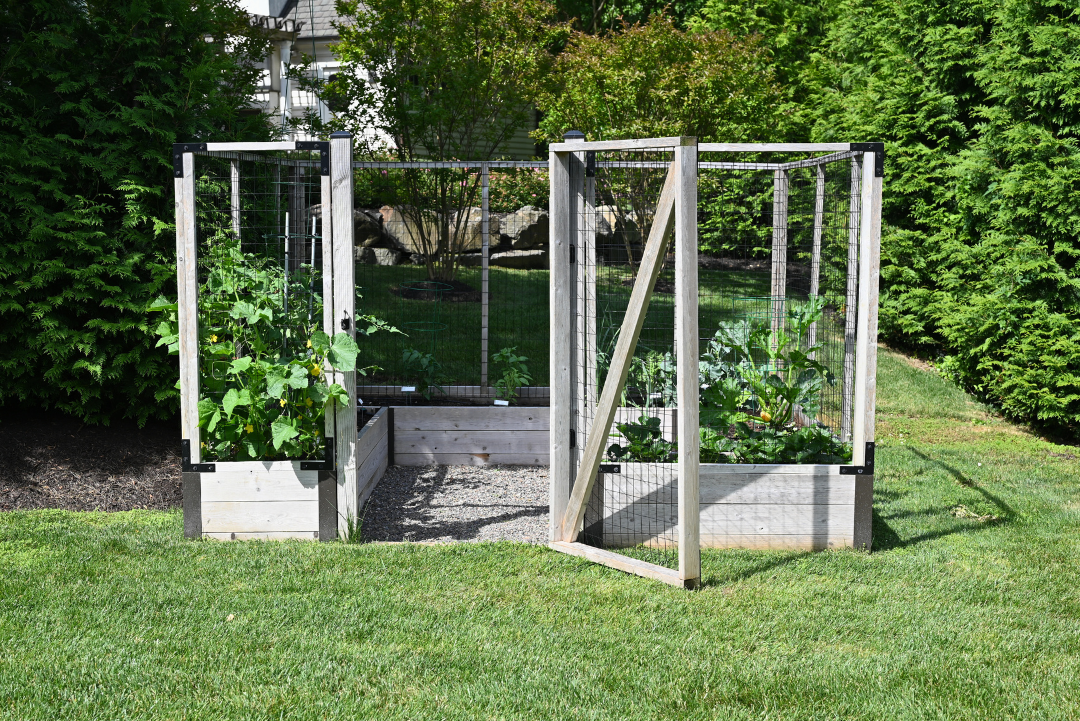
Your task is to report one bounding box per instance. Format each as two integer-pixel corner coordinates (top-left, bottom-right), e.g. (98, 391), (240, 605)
(327, 383), (350, 407)
(266, 367), (288, 397)
(310, 330), (331, 354)
(287, 363), (310, 389)
(271, 416), (299, 450)
(197, 399), (217, 428)
(228, 356), (253, 374)
(230, 300), (254, 320)
(329, 333), (359, 372)
(221, 388), (251, 417)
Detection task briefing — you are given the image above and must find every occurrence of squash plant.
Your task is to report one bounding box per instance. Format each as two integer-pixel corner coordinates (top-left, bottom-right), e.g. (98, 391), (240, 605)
(150, 233), (359, 461)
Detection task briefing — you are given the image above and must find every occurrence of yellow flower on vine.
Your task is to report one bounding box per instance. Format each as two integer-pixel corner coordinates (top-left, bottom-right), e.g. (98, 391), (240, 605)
(310, 365), (321, 376)
(245, 424), (253, 434)
(306, 339), (312, 348)
(305, 398), (313, 407)
(760, 412), (772, 422)
(280, 399), (287, 407)
(210, 335), (218, 343)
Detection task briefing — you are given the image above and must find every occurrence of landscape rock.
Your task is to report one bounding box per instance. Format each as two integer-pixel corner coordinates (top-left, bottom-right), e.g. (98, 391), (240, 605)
(490, 249), (548, 270)
(449, 207), (500, 252)
(381, 205), (441, 254)
(356, 246), (405, 265)
(502, 206), (548, 249)
(354, 209), (386, 247)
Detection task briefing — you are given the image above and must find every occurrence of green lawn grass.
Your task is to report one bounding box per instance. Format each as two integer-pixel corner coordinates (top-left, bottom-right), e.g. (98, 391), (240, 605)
(3, 348), (1080, 719)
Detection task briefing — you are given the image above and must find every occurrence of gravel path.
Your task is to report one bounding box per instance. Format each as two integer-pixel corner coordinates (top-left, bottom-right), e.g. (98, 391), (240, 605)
(361, 465), (548, 543)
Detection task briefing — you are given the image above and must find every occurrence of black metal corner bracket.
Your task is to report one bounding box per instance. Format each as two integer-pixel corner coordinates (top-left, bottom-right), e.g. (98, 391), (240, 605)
(172, 143), (207, 177)
(296, 140), (330, 176)
(181, 439), (216, 473)
(300, 437), (335, 471)
(599, 464), (621, 474)
(839, 442), (875, 475)
(849, 142), (885, 177)
(585, 151), (596, 177)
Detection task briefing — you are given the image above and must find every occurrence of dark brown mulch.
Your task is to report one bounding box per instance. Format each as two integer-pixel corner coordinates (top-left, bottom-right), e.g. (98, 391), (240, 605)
(390, 279), (480, 303)
(0, 411), (182, 512)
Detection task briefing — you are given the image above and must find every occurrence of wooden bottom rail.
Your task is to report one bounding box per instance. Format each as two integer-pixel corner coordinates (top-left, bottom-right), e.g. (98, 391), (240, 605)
(549, 541), (697, 589)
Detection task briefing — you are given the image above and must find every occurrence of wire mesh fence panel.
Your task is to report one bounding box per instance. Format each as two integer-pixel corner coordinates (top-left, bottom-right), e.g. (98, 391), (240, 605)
(696, 150), (861, 466)
(569, 148), (682, 571)
(191, 150), (331, 461)
(351, 160), (550, 405)
(488, 164), (551, 398)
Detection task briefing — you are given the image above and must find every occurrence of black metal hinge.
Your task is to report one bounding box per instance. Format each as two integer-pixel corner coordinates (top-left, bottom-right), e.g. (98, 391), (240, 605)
(569, 245), (576, 264)
(300, 437), (335, 471)
(850, 142), (885, 177)
(599, 464), (620, 474)
(296, 140), (330, 176)
(839, 442), (875, 475)
(585, 151), (596, 177)
(181, 439), (215, 473)
(569, 429), (576, 448)
(172, 143), (207, 177)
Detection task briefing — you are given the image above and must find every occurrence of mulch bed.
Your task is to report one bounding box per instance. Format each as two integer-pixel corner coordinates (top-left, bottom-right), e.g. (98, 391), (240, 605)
(0, 411), (181, 512)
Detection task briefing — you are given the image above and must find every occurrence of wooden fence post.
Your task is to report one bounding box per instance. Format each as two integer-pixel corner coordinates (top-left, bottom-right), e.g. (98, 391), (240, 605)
(330, 132), (357, 537)
(549, 148), (572, 541)
(675, 139), (700, 589)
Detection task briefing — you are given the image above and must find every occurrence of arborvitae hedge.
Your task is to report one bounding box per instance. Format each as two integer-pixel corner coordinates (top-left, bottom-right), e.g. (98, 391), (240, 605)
(0, 0), (271, 424)
(808, 0), (1080, 433)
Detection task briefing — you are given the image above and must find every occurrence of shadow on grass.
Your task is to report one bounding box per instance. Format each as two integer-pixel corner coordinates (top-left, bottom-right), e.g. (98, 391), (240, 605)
(872, 450), (1013, 552)
(907, 448), (1016, 520)
(700, 551), (814, 588)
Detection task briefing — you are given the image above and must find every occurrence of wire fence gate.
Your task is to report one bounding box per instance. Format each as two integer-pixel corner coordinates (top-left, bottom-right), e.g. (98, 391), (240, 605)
(548, 137), (883, 588)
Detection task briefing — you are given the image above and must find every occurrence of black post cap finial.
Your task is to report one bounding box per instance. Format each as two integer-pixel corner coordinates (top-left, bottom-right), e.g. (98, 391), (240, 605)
(563, 130), (585, 141)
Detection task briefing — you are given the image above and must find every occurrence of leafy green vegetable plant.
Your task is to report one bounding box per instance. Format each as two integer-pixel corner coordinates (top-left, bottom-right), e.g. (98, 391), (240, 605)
(150, 233), (358, 461)
(492, 346), (532, 404)
(699, 297), (852, 464)
(402, 348), (449, 401)
(627, 351), (676, 410)
(607, 415), (677, 463)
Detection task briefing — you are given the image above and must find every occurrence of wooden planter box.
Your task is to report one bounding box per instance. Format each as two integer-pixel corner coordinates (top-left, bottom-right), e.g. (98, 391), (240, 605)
(586, 462), (871, 551)
(183, 408), (391, 541)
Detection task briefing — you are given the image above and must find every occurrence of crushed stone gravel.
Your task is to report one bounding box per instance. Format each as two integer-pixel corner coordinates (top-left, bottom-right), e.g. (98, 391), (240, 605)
(361, 464), (548, 543)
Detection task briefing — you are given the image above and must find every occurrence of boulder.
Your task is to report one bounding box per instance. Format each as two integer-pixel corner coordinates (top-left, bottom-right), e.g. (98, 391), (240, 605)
(355, 246), (374, 264)
(356, 246), (405, 265)
(312, 205), (387, 247)
(380, 205), (441, 254)
(449, 207), (500, 252)
(354, 209), (386, 247)
(502, 206), (548, 249)
(490, 249), (548, 270)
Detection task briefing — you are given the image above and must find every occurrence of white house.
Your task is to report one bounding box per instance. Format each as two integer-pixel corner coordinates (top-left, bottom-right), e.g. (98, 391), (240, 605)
(237, 0), (542, 157)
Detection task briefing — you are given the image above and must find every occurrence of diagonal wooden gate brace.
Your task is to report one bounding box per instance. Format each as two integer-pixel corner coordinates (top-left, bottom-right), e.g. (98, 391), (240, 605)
(558, 162), (679, 542)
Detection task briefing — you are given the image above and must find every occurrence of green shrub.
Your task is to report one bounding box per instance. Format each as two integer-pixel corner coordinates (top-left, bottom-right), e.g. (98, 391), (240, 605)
(534, 13), (784, 142)
(0, 0), (272, 425)
(810, 0), (1080, 433)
